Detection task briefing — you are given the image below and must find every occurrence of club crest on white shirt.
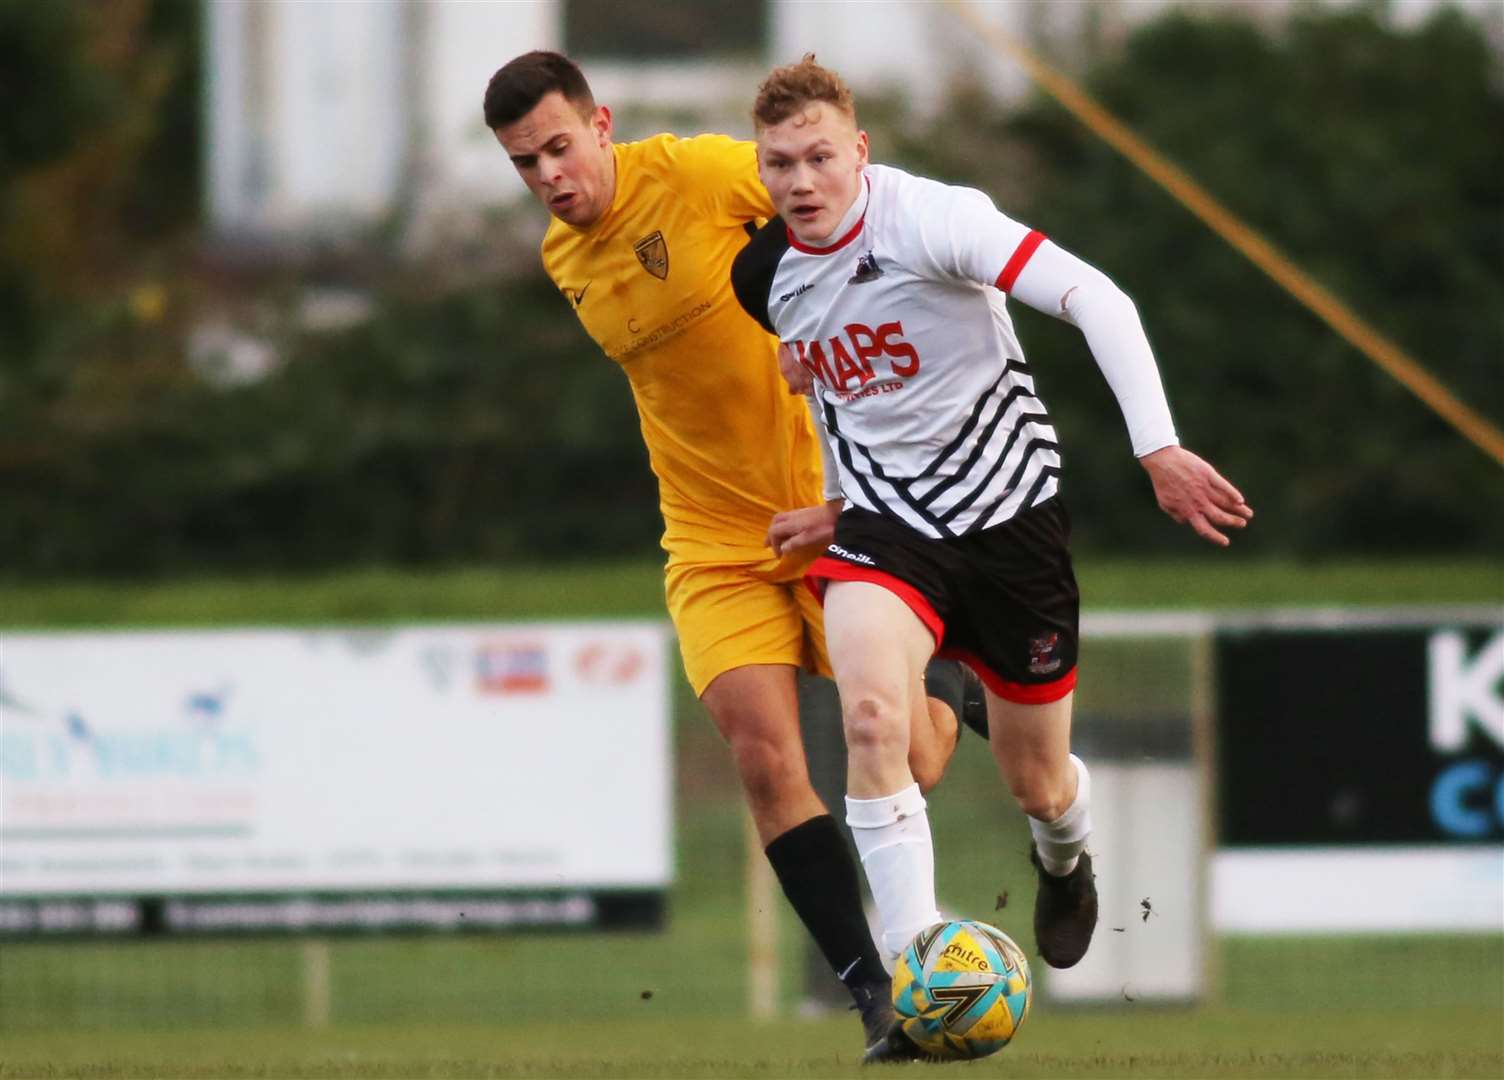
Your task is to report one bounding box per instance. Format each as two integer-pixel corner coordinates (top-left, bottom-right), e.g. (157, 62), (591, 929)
(848, 250), (883, 285)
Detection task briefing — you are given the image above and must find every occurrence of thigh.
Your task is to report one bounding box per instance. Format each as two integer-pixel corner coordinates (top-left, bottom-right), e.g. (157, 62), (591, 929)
(803, 506), (958, 650)
(665, 558), (812, 697)
(699, 662), (802, 744)
(823, 580), (937, 690)
(824, 580), (937, 795)
(942, 498), (1080, 705)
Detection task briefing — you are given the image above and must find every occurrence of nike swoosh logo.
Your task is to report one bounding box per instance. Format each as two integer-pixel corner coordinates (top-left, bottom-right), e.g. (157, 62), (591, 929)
(837, 957), (860, 981)
(570, 282), (591, 307)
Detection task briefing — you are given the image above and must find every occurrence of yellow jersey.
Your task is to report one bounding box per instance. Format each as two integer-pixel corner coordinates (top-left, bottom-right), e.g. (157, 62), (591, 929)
(540, 133), (824, 564)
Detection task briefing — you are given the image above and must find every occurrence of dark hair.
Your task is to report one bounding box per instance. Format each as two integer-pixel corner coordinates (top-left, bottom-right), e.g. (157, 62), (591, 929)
(753, 53), (855, 131)
(483, 50), (595, 130)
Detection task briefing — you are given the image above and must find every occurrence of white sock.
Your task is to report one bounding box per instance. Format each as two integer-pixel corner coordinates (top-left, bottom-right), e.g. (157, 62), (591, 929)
(846, 783), (942, 962)
(1028, 753), (1092, 876)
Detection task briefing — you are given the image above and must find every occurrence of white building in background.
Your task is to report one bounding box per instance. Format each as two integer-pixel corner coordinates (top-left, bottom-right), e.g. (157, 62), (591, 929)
(204, 0), (1501, 247)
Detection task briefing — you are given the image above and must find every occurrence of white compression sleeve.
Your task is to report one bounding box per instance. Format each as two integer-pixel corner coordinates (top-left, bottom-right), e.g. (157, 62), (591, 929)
(1007, 240), (1180, 458)
(807, 392), (843, 501)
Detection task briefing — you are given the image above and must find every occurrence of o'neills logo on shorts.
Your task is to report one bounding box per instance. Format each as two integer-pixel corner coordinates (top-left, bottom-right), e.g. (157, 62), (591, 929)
(828, 543), (876, 566)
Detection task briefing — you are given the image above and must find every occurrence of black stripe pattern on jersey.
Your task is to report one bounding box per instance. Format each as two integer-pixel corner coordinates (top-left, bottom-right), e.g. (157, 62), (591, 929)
(916, 384), (1030, 510)
(937, 425), (1056, 525)
(975, 463), (1062, 532)
(821, 398), (923, 531)
(822, 364), (1061, 539)
(911, 370), (1008, 485)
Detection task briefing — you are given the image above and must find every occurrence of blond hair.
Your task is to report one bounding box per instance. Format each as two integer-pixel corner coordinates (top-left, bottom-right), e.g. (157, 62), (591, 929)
(752, 54), (856, 131)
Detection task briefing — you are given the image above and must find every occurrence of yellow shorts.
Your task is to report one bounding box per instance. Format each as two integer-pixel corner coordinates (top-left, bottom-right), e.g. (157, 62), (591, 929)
(665, 549), (832, 697)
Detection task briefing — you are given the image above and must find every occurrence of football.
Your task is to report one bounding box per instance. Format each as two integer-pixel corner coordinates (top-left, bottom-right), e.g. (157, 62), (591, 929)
(891, 919), (1033, 1059)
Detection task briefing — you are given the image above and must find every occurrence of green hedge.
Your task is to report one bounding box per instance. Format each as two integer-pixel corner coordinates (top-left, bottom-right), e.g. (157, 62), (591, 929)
(1, 3), (1499, 575)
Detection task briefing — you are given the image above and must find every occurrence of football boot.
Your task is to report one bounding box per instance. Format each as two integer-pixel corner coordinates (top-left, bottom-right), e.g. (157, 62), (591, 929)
(1030, 843), (1098, 969)
(861, 1018), (940, 1065)
(851, 978), (897, 1057)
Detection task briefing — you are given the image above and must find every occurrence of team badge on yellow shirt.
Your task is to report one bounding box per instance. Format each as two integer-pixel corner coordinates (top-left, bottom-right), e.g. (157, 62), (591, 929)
(634, 231), (669, 279)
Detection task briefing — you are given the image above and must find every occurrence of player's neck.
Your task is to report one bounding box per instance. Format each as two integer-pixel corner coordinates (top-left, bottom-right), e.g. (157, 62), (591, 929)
(811, 172), (869, 248)
(600, 146), (618, 219)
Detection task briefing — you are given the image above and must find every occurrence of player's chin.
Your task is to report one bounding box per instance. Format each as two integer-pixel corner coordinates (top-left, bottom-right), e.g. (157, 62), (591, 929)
(784, 208), (826, 238)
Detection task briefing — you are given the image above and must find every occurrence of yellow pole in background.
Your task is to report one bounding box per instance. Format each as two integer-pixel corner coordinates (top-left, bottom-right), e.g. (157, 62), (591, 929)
(946, 0), (1504, 469)
(745, 808), (779, 1019)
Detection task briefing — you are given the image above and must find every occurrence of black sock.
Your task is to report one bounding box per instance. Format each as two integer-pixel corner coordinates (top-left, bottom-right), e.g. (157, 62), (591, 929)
(765, 814), (888, 994)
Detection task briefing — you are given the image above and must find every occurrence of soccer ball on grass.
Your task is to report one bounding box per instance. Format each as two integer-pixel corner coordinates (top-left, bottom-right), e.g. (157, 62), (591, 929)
(891, 918), (1033, 1059)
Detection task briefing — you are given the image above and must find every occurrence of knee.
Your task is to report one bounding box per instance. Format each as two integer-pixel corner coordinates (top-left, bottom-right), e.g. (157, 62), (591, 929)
(724, 726), (806, 807)
(842, 691), (907, 759)
(1010, 772), (1074, 822)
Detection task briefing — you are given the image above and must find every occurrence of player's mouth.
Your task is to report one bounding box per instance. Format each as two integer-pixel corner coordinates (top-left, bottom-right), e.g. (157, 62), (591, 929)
(550, 192), (578, 211)
(790, 203), (822, 222)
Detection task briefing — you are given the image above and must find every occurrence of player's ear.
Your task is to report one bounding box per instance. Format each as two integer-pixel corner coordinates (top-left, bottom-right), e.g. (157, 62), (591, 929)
(855, 130), (869, 167)
(592, 104), (613, 146)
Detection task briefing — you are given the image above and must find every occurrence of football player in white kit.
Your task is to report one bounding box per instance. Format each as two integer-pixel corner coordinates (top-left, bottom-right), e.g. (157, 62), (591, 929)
(731, 56), (1252, 1062)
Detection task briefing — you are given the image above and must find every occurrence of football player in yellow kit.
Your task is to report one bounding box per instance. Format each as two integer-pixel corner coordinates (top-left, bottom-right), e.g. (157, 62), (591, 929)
(483, 51), (980, 1050)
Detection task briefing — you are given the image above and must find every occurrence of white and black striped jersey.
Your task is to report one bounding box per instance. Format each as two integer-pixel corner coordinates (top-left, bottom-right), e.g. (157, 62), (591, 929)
(732, 163), (1071, 540)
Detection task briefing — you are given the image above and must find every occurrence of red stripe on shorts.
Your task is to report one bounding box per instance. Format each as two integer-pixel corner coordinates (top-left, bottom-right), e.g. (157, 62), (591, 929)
(940, 645), (1077, 705)
(805, 556), (946, 648)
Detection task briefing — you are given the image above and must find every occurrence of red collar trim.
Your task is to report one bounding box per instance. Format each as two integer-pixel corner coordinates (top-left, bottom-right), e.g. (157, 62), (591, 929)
(785, 178), (870, 255)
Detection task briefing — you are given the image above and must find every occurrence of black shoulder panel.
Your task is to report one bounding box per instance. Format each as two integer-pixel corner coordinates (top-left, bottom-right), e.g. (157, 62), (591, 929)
(731, 217), (790, 336)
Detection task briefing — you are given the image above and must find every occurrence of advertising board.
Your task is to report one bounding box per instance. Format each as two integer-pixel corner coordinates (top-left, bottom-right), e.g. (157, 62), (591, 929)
(1213, 620), (1502, 931)
(0, 622), (671, 936)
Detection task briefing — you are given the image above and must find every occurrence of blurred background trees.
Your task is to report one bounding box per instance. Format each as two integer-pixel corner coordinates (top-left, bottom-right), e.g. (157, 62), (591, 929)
(891, 3), (1504, 556)
(1, 0), (1499, 576)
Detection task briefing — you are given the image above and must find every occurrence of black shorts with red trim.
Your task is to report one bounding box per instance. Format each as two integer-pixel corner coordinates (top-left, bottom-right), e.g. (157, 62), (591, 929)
(805, 498), (1079, 704)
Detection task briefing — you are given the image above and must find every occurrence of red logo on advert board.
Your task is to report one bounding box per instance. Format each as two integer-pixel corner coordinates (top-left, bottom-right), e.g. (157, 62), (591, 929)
(476, 642), (549, 693)
(574, 641), (644, 686)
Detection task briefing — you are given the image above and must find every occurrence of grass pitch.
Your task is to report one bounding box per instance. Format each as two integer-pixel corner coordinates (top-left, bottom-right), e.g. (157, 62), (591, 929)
(3, 859), (1499, 1077)
(1, 556), (1498, 627)
(1, 1003), (1500, 1077)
